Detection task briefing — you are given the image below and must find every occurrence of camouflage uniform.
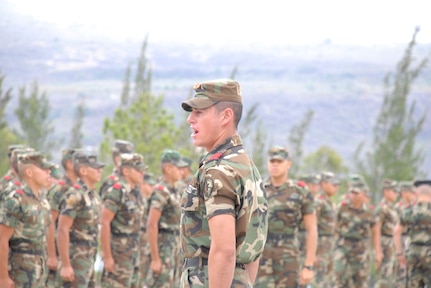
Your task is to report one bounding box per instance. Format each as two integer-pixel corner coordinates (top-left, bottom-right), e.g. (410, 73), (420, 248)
(255, 178), (314, 288)
(56, 179), (102, 288)
(333, 195), (375, 288)
(180, 136), (268, 288)
(374, 198), (397, 288)
(145, 179), (182, 288)
(0, 152), (54, 287)
(101, 153), (146, 288)
(399, 188), (431, 287)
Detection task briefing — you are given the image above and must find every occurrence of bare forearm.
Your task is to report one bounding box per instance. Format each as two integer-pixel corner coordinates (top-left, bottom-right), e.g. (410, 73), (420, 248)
(147, 225), (160, 261)
(208, 249), (235, 288)
(244, 258), (259, 285)
(57, 227), (71, 267)
(0, 239), (9, 278)
(393, 224), (404, 254)
(372, 226), (380, 253)
(47, 222), (57, 259)
(100, 222), (112, 259)
(305, 227), (317, 265)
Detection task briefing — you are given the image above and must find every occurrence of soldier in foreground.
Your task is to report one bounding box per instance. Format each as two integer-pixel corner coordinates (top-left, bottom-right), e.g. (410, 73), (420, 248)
(56, 151), (105, 287)
(394, 179), (431, 287)
(100, 153), (146, 287)
(180, 79), (268, 287)
(255, 147), (316, 288)
(0, 151), (54, 287)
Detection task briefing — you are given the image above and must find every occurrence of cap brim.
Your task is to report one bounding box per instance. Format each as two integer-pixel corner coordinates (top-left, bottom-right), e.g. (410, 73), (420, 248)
(182, 97), (217, 112)
(175, 159), (189, 167)
(88, 163), (105, 169)
(41, 162), (56, 169)
(269, 156), (286, 161)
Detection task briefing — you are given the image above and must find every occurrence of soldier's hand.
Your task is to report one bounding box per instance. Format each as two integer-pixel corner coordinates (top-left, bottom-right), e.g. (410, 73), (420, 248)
(0, 276), (15, 288)
(397, 254), (407, 268)
(47, 256), (58, 271)
(60, 265), (75, 282)
(150, 259), (163, 275)
(104, 257), (115, 273)
(299, 268), (314, 285)
(375, 251), (384, 269)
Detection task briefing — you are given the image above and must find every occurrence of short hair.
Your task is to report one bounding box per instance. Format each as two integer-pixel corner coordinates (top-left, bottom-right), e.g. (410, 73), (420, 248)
(214, 101), (243, 128)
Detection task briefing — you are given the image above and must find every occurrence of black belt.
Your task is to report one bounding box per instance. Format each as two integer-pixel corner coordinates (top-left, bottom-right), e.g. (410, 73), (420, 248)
(382, 233), (393, 237)
(71, 239), (98, 247)
(10, 248), (43, 256)
(267, 233), (295, 241)
(183, 257), (245, 270)
(411, 242), (431, 246)
(159, 228), (179, 235)
(340, 236), (361, 242)
(319, 234), (333, 237)
(112, 232), (139, 238)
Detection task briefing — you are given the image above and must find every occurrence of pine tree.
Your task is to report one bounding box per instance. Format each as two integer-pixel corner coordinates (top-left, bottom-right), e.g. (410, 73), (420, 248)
(69, 98), (85, 149)
(353, 27), (429, 202)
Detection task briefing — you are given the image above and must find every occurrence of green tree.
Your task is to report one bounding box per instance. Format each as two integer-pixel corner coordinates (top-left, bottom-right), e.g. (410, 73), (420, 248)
(287, 109), (314, 178)
(69, 98), (85, 149)
(14, 81), (62, 157)
(0, 73), (20, 175)
(353, 27), (429, 202)
(302, 145), (348, 174)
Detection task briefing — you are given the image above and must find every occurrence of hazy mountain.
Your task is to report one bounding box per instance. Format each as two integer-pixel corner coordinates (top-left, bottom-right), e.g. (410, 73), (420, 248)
(1, 1), (430, 175)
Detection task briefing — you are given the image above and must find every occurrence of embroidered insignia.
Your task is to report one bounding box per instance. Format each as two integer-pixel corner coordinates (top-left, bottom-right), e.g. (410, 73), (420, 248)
(109, 175), (116, 180)
(205, 178), (214, 198)
(14, 181), (21, 187)
(113, 183), (122, 189)
(4, 175), (11, 181)
(67, 194), (78, 206)
(156, 185), (165, 191)
(58, 180), (65, 185)
(208, 152), (223, 161)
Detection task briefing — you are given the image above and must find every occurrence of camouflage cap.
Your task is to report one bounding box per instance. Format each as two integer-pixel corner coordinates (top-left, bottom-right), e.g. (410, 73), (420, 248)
(120, 153), (147, 171)
(7, 144), (27, 158)
(382, 178), (398, 191)
(143, 173), (157, 185)
(398, 181), (414, 192)
(181, 78), (242, 112)
(113, 140), (135, 154)
(181, 156), (193, 168)
(320, 171), (340, 185)
(160, 149), (188, 167)
(413, 179), (431, 187)
(73, 151), (105, 169)
(11, 147), (36, 171)
(18, 151), (55, 170)
(350, 180), (369, 193)
(298, 173), (321, 184)
(50, 164), (64, 179)
(268, 146), (289, 161)
(61, 148), (80, 160)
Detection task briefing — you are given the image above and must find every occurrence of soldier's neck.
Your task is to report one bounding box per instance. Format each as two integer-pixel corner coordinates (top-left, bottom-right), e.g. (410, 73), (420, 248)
(270, 174), (287, 187)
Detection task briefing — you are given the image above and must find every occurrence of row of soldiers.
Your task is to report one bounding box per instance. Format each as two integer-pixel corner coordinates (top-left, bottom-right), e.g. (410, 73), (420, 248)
(253, 146), (430, 288)
(0, 140), (192, 288)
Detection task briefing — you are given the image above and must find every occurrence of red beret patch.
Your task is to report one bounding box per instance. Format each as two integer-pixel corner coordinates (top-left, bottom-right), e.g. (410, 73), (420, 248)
(113, 183), (122, 189)
(4, 175), (11, 181)
(73, 184), (81, 189)
(58, 180), (65, 185)
(16, 190), (24, 195)
(14, 181), (21, 187)
(297, 181), (305, 187)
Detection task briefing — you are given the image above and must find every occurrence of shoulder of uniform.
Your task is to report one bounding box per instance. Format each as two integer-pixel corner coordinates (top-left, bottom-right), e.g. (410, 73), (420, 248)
(207, 152), (224, 162)
(15, 189), (25, 196)
(112, 183), (123, 190)
(155, 184), (166, 191)
(3, 175), (11, 181)
(340, 200), (348, 206)
(13, 180), (22, 187)
(297, 180), (306, 188)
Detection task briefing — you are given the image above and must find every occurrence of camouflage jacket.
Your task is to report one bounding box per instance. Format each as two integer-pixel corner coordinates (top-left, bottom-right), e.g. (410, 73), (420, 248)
(46, 176), (74, 213)
(99, 170), (120, 198)
(374, 198), (397, 237)
(315, 192), (336, 236)
(59, 179), (101, 244)
(400, 202), (431, 245)
(335, 201), (375, 240)
(103, 177), (145, 236)
(394, 199), (414, 235)
(264, 178), (314, 237)
(147, 178), (182, 232)
(180, 135), (268, 264)
(0, 185), (51, 253)
(0, 171), (22, 205)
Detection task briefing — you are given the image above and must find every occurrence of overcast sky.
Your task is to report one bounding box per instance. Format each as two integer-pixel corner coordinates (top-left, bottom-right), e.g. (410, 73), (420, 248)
(5, 0), (431, 46)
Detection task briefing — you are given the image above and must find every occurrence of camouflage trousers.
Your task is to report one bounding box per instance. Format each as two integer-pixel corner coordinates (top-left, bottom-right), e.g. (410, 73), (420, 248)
(101, 236), (140, 288)
(374, 235), (395, 288)
(9, 251), (47, 287)
(310, 235), (334, 288)
(405, 244), (431, 288)
(394, 235), (410, 288)
(131, 230), (150, 288)
(144, 233), (180, 288)
(332, 237), (369, 288)
(45, 260), (59, 288)
(255, 237), (300, 288)
(56, 244), (97, 288)
(179, 257), (251, 288)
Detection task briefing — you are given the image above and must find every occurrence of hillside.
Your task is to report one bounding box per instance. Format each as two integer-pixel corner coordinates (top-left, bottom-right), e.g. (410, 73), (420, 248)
(1, 2), (430, 176)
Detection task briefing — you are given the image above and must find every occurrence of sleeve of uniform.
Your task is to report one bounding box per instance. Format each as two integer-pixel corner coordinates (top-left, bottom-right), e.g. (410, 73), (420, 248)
(373, 202), (384, 222)
(103, 184), (123, 214)
(0, 190), (23, 228)
(202, 167), (236, 219)
(60, 188), (83, 219)
(301, 187), (315, 216)
(148, 186), (169, 211)
(46, 183), (61, 211)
